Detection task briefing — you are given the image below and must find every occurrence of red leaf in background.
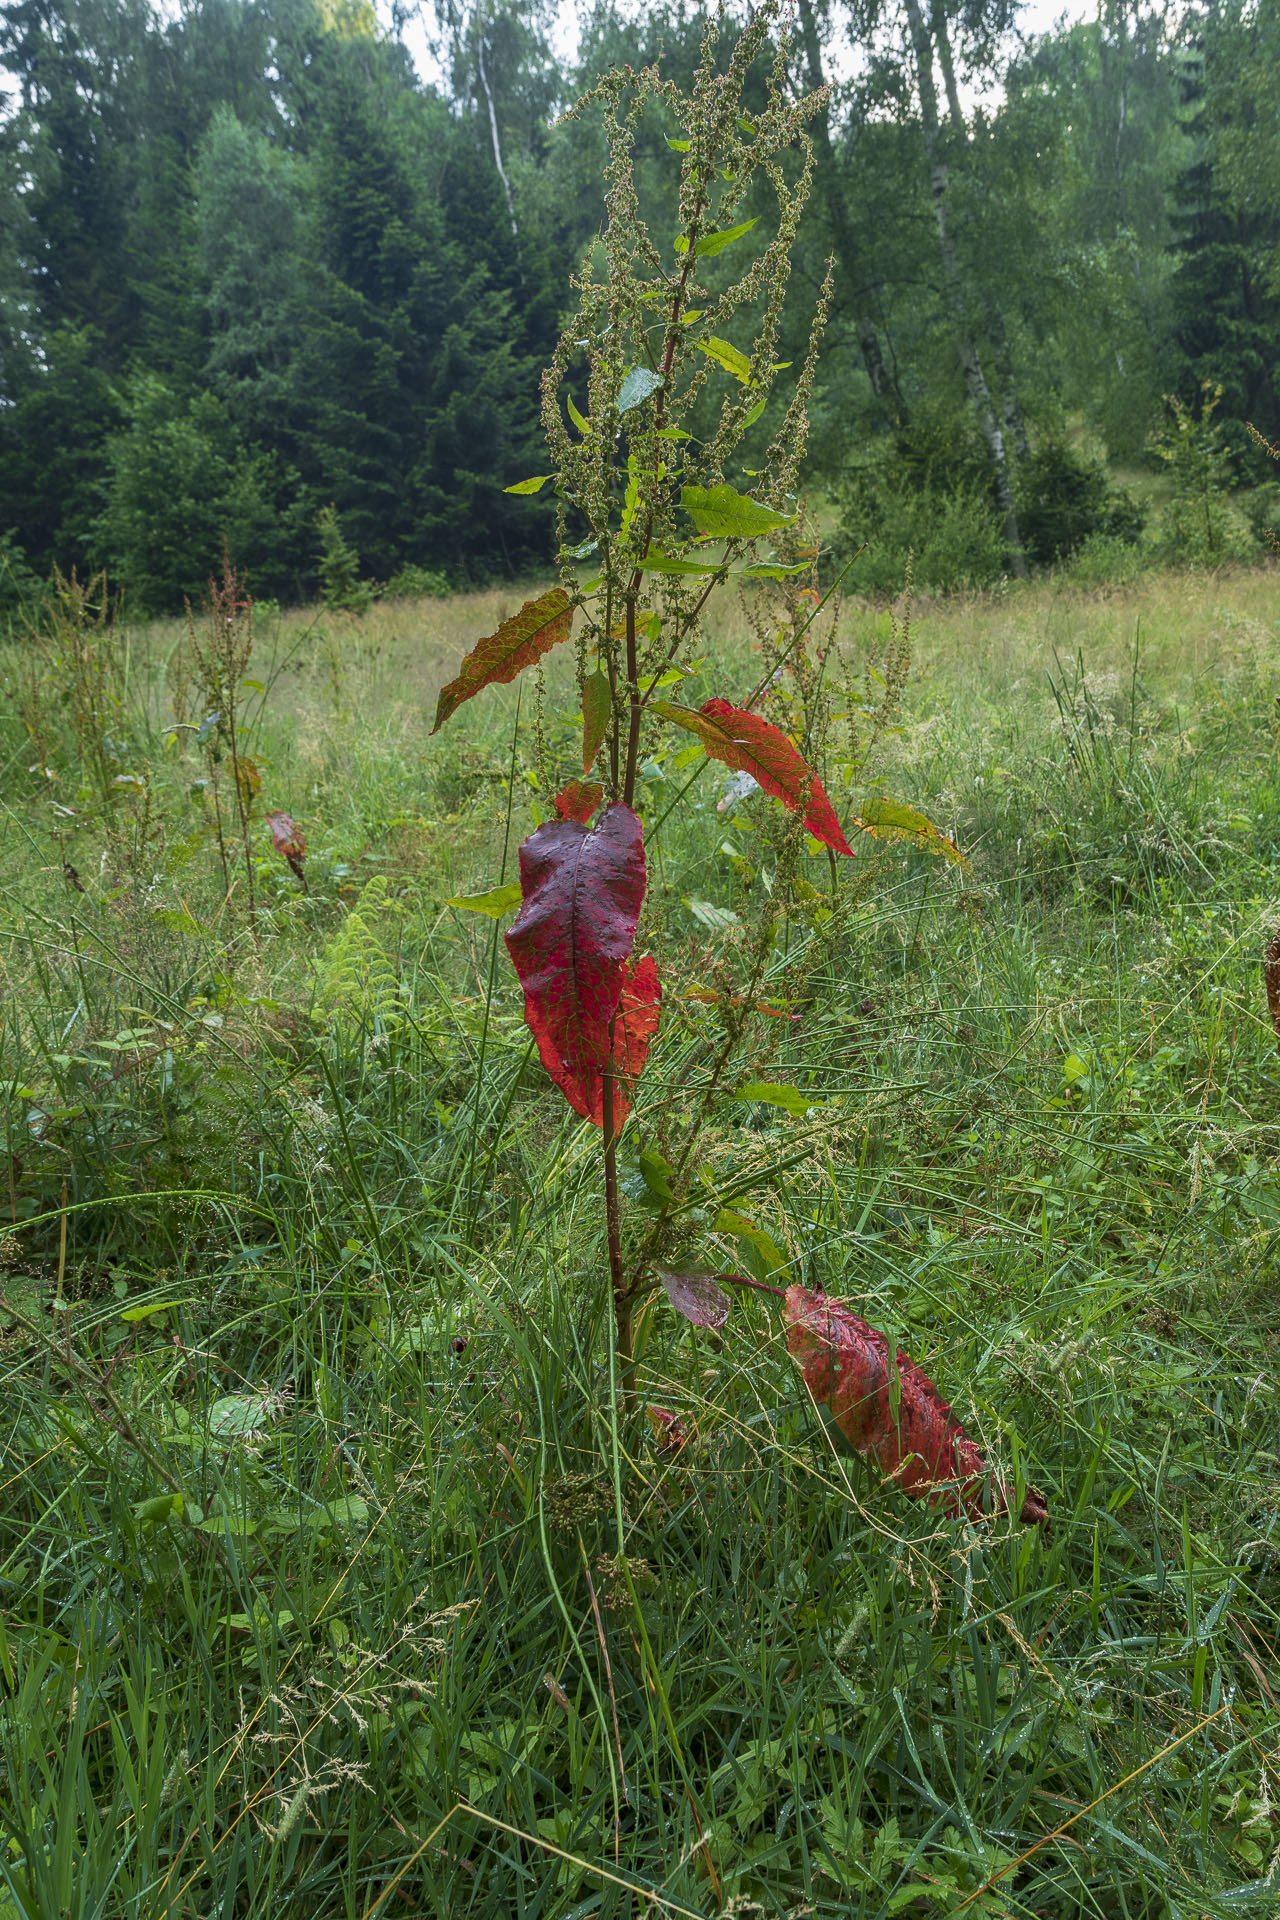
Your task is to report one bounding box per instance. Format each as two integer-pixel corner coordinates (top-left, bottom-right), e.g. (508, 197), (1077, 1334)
(652, 697), (852, 856)
(432, 589), (573, 733)
(554, 778), (604, 824)
(785, 1285), (1047, 1525)
(647, 1405), (689, 1452)
(264, 810), (306, 885)
(505, 803), (647, 1124)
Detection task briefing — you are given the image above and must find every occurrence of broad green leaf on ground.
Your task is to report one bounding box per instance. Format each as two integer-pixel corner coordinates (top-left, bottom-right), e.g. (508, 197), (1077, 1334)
(505, 802), (649, 1127)
(857, 795), (967, 867)
(618, 367), (664, 413)
(446, 882), (523, 917)
(733, 1080), (822, 1117)
(554, 778), (603, 824)
(682, 483), (795, 539)
(785, 1285), (1048, 1524)
(582, 670), (611, 771)
(653, 697), (853, 856)
(432, 589), (573, 733)
(695, 336), (753, 384)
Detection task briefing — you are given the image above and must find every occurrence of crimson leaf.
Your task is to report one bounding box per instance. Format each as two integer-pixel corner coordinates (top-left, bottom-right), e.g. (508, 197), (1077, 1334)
(653, 697), (852, 856)
(785, 1285), (1047, 1525)
(505, 803), (647, 1125)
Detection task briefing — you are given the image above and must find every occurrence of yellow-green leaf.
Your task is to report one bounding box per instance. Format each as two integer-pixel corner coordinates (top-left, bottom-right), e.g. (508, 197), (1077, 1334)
(446, 882), (523, 917)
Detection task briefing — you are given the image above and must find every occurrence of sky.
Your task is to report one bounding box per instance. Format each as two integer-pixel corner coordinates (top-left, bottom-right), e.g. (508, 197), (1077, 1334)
(391, 0), (1101, 103)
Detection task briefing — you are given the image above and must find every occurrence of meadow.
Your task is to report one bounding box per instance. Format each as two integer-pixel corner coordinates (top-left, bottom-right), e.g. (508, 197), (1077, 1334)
(1, 560), (1279, 1919)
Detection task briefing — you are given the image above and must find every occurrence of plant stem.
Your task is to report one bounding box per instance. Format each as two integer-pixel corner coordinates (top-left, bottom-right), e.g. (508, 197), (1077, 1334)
(600, 1068), (633, 1408)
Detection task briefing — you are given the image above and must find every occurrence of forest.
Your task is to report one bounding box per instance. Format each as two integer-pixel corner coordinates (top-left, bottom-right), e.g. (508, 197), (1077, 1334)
(1, 0), (1279, 613)
(3, 3), (1280, 1918)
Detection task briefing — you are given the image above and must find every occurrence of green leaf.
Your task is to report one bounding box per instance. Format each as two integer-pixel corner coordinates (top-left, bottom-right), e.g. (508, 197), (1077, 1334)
(134, 1492), (184, 1526)
(120, 1299), (183, 1322)
(208, 1394), (274, 1438)
(446, 882), (523, 918)
(742, 398), (766, 430)
(568, 396), (591, 435)
(856, 795), (968, 868)
(667, 137), (690, 151)
(733, 1080), (822, 1117)
(637, 551), (722, 576)
(695, 336), (753, 384)
(738, 561), (810, 579)
(618, 366), (664, 413)
(682, 483), (795, 539)
(582, 671), (611, 773)
(639, 1149), (677, 1206)
(684, 896), (739, 930)
(504, 475), (551, 495)
(307, 1494), (369, 1530)
(714, 1208), (788, 1276)
(695, 216), (759, 257)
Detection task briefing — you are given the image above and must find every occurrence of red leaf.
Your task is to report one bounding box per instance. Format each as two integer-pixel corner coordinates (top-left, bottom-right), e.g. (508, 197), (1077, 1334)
(554, 778), (604, 824)
(505, 803), (647, 1125)
(659, 1267), (732, 1329)
(647, 1405), (689, 1452)
(264, 810), (306, 883)
(785, 1285), (1047, 1525)
(653, 697), (852, 855)
(608, 955), (661, 1127)
(432, 589), (573, 733)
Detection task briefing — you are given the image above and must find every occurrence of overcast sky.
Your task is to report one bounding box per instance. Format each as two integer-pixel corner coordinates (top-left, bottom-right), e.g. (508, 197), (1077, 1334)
(390, 0), (1100, 104)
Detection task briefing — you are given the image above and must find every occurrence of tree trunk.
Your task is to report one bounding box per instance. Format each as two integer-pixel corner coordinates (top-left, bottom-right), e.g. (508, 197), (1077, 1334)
(905, 0), (1026, 574)
(475, 20), (522, 279)
(796, 0), (906, 427)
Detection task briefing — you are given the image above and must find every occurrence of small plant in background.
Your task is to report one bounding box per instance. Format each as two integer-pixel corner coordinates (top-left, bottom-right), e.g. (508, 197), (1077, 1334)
(1153, 381), (1255, 565)
(13, 568), (127, 815)
(170, 554), (263, 931)
(317, 504), (372, 615)
(432, 0), (983, 1484)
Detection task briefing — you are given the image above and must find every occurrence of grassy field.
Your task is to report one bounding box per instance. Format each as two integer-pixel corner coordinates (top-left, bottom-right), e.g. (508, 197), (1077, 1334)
(2, 562), (1280, 1919)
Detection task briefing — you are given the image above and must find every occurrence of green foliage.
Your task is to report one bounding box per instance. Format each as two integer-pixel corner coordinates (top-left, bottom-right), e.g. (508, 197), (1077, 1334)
(1015, 438), (1147, 566)
(834, 470), (1008, 595)
(381, 562), (450, 600)
(1152, 383), (1258, 565)
(1, 568), (1279, 1915)
(316, 505), (371, 615)
(96, 378), (294, 614)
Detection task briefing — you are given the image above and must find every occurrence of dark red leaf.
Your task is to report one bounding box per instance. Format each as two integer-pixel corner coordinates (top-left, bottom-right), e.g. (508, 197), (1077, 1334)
(647, 1405), (689, 1452)
(505, 803), (646, 1124)
(432, 589), (573, 734)
(653, 696), (852, 855)
(785, 1285), (1046, 1525)
(264, 810), (306, 883)
(554, 778), (604, 824)
(660, 1267), (732, 1329)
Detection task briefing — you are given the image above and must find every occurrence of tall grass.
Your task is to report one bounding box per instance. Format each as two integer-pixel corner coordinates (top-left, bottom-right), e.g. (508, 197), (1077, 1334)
(0, 563), (1278, 1917)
